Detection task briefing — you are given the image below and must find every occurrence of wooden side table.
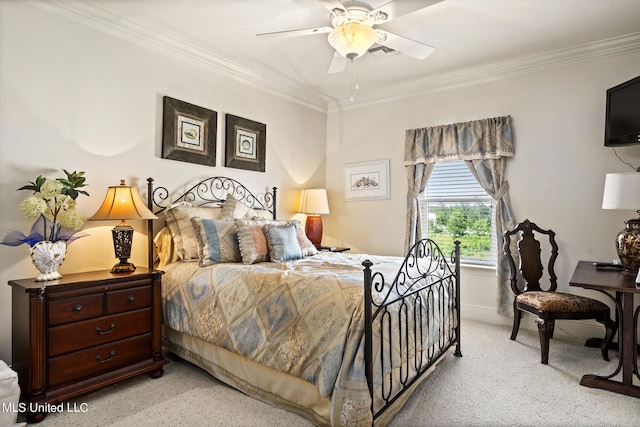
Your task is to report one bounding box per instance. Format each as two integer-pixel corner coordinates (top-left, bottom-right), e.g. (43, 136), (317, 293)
(9, 268), (168, 422)
(569, 261), (640, 398)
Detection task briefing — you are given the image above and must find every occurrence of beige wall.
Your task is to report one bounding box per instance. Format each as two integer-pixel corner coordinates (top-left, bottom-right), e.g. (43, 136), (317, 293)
(323, 51), (640, 335)
(0, 2), (327, 363)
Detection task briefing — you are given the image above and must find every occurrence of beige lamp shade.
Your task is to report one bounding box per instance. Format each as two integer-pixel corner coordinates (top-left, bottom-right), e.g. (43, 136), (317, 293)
(602, 172), (640, 210)
(602, 171), (640, 275)
(328, 23), (377, 60)
(299, 189), (330, 215)
(90, 180), (157, 221)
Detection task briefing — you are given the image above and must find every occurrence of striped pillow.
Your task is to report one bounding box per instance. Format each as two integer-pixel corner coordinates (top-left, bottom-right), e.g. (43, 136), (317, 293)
(191, 217), (241, 266)
(165, 205), (223, 261)
(235, 217), (270, 264)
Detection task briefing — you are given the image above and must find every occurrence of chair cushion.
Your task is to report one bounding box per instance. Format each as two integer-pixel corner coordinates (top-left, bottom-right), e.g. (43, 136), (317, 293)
(516, 291), (608, 312)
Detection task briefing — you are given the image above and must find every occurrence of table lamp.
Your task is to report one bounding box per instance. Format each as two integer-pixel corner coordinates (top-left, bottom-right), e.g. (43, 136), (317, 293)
(89, 180), (157, 273)
(299, 188), (330, 247)
(602, 171), (640, 275)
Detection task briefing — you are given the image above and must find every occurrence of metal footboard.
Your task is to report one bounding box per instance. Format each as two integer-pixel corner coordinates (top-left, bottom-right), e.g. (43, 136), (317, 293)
(363, 239), (461, 425)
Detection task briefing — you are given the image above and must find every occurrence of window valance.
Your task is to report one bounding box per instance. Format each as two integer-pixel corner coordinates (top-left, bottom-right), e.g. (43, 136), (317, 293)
(404, 115), (514, 165)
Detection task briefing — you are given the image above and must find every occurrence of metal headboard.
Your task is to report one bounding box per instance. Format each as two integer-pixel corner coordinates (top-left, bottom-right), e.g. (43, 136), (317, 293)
(146, 176), (277, 268)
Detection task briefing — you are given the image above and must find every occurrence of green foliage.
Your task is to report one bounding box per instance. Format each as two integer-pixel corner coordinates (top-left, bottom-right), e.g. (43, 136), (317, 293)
(58, 169), (89, 200)
(17, 170), (89, 200)
(447, 210), (467, 237)
(427, 202), (492, 263)
(17, 175), (47, 193)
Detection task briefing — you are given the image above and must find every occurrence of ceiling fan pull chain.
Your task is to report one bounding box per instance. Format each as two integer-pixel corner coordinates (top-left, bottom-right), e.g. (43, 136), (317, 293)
(350, 59), (355, 101)
(350, 58), (360, 102)
(355, 58), (360, 91)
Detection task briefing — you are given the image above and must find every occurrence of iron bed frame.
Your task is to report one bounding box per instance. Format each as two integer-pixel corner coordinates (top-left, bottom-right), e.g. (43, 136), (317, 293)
(145, 176), (461, 426)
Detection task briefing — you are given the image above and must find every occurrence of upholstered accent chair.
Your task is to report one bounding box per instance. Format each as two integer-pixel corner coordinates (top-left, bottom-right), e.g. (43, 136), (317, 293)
(503, 219), (616, 365)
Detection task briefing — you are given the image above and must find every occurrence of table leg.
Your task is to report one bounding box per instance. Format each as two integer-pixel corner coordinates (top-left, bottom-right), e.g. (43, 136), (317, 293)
(580, 292), (640, 398)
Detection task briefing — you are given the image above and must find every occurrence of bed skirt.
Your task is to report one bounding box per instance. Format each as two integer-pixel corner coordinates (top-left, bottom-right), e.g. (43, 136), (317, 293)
(163, 326), (445, 426)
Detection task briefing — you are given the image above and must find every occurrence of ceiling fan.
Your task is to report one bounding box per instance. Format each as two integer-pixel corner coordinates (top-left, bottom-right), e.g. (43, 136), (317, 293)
(257, 0), (443, 73)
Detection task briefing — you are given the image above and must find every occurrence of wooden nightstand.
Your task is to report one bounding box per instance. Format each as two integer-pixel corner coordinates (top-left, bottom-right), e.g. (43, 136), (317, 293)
(9, 268), (167, 423)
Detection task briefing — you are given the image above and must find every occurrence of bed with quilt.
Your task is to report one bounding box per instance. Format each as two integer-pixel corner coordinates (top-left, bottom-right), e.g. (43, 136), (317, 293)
(146, 176), (461, 426)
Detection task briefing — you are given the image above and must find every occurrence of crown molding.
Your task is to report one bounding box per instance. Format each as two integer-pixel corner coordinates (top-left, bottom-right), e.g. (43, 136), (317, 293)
(28, 0), (328, 112)
(329, 32), (640, 111)
(27, 1), (640, 114)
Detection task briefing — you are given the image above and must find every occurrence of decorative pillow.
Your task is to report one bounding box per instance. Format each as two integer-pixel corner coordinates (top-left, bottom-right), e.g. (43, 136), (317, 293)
(165, 205), (223, 261)
(234, 217), (271, 264)
(291, 219), (318, 257)
(190, 217), (241, 266)
(219, 193), (261, 220)
(263, 222), (303, 263)
(241, 216), (318, 264)
(254, 209), (275, 220)
(153, 226), (179, 269)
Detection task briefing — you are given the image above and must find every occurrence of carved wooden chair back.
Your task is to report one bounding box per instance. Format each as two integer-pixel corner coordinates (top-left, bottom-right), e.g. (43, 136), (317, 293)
(504, 219), (558, 295)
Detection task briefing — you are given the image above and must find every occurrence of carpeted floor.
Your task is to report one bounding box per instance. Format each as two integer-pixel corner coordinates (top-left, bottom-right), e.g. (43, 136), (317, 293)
(30, 320), (640, 426)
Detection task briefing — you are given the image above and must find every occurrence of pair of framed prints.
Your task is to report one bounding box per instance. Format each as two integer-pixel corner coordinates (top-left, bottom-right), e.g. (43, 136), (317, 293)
(161, 96), (265, 172)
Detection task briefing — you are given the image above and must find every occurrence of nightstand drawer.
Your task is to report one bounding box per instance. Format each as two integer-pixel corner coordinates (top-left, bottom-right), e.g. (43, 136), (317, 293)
(48, 294), (104, 326)
(106, 285), (151, 314)
(48, 334), (152, 388)
(48, 308), (152, 357)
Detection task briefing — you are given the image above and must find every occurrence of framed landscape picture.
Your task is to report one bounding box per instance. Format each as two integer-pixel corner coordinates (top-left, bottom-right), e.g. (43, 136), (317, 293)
(225, 114), (266, 172)
(342, 159), (390, 201)
(161, 96), (217, 166)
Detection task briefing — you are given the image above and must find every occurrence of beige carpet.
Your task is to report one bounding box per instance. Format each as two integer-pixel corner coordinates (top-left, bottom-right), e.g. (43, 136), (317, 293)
(31, 320), (640, 426)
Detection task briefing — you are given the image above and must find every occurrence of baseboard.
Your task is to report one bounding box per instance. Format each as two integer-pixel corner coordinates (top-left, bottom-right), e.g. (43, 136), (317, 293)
(460, 303), (607, 342)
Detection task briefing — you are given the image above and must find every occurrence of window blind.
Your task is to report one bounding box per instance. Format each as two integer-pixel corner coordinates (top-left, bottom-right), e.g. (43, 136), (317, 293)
(420, 161), (496, 266)
(426, 161), (489, 200)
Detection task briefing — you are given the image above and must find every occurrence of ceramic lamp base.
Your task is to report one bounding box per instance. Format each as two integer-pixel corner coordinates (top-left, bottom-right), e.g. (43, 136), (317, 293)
(305, 215), (323, 247)
(615, 218), (640, 275)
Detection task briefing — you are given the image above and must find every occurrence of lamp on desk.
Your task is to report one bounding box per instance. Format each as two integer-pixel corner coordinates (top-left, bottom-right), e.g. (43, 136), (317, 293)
(602, 171), (640, 275)
(89, 180), (157, 273)
(299, 188), (330, 247)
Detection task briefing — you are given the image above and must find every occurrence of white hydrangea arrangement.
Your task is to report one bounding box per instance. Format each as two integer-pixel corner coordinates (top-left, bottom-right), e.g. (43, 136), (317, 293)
(2, 170), (89, 247)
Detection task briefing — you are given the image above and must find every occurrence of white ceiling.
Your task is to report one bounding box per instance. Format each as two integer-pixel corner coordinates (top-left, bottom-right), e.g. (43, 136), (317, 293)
(36, 0), (640, 109)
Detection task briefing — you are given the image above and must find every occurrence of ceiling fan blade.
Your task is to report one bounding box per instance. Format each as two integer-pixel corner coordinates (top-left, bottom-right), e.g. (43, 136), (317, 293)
(257, 26), (332, 40)
(317, 0), (347, 14)
(375, 30), (434, 60)
(369, 0), (444, 23)
(327, 51), (348, 74)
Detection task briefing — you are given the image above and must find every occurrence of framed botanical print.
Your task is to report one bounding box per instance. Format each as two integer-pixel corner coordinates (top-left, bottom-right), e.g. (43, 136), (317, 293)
(162, 96), (217, 166)
(342, 159), (391, 201)
(225, 114), (266, 172)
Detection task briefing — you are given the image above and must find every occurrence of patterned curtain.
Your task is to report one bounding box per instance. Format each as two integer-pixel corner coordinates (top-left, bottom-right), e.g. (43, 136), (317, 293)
(404, 115), (516, 315)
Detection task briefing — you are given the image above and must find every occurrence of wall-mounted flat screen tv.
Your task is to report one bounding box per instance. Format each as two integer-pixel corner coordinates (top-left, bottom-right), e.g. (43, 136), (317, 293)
(605, 75), (640, 147)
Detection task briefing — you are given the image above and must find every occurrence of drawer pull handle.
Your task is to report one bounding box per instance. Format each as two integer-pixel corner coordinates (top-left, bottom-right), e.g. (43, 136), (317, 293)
(96, 351), (115, 364)
(72, 304), (82, 312)
(127, 295), (135, 303)
(95, 323), (116, 335)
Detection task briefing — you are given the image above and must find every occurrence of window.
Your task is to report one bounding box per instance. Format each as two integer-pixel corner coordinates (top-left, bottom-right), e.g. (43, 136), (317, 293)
(418, 161), (497, 266)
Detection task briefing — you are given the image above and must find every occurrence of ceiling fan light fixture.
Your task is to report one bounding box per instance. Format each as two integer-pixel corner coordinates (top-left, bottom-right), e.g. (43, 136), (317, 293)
(328, 22), (376, 60)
